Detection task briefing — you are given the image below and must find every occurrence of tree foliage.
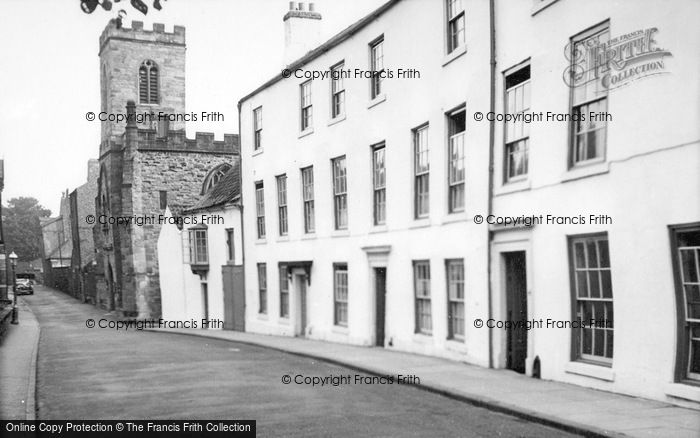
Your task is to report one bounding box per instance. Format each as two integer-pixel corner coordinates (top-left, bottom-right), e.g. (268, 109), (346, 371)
(2, 197), (51, 262)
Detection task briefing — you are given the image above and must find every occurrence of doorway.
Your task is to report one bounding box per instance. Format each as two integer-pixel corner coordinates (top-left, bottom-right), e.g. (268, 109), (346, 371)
(295, 274), (307, 337)
(504, 251), (527, 373)
(374, 267), (386, 347)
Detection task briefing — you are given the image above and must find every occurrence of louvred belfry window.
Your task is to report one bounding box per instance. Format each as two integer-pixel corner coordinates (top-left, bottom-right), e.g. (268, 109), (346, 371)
(139, 60), (159, 104)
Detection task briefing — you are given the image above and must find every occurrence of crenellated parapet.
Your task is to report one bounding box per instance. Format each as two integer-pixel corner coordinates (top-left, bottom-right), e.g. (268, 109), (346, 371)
(135, 129), (239, 155)
(99, 20), (185, 54)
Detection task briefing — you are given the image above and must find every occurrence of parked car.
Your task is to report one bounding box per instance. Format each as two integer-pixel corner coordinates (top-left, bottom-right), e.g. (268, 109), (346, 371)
(15, 278), (34, 295)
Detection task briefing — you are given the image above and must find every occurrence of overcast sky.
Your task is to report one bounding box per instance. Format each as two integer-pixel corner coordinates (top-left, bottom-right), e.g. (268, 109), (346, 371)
(0, 0), (384, 215)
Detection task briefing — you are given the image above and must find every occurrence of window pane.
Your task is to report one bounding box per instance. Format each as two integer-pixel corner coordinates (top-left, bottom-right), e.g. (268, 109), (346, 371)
(594, 328), (605, 357)
(601, 270), (612, 298)
(681, 249), (699, 283)
(588, 271), (600, 298)
(587, 240), (599, 268)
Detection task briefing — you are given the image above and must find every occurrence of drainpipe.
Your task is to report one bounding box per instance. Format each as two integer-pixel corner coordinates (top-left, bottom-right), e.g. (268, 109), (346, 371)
(486, 0), (496, 369)
(237, 101), (247, 327)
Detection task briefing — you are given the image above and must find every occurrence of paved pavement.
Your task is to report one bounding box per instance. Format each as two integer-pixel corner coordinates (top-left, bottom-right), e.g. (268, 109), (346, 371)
(12, 286), (583, 437)
(0, 294), (39, 420)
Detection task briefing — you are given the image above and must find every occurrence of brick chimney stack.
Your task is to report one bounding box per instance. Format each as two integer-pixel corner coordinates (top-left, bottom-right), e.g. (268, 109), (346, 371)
(283, 2), (322, 65)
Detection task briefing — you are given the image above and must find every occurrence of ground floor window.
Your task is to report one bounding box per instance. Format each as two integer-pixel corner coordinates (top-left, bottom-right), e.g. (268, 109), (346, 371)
(447, 259), (465, 339)
(257, 263), (267, 314)
(569, 234), (613, 364)
(334, 264), (348, 326)
(671, 224), (700, 383)
(279, 264), (289, 318)
(414, 260), (432, 334)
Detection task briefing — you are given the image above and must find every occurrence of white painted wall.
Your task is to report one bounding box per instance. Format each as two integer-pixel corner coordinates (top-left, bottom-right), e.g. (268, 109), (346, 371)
(158, 205), (243, 328)
(241, 0), (491, 365)
(491, 0), (700, 407)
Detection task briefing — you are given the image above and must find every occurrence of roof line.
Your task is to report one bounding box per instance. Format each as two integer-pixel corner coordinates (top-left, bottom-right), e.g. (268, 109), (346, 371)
(238, 0), (401, 106)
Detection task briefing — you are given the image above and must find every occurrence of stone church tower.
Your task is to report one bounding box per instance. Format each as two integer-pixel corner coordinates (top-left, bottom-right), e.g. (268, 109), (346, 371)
(94, 20), (239, 318)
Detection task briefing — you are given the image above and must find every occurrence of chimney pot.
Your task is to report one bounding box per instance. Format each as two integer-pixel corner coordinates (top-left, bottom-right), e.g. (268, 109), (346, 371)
(309, 3), (315, 12)
(299, 2), (305, 11)
(289, 1), (295, 10)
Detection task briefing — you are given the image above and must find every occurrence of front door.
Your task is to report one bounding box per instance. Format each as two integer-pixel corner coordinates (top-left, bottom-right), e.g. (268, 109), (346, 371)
(222, 265), (246, 331)
(504, 251), (527, 373)
(375, 268), (386, 347)
(295, 274), (307, 337)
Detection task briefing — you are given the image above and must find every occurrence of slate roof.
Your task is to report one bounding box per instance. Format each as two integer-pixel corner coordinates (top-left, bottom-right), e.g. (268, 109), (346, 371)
(184, 165), (241, 213)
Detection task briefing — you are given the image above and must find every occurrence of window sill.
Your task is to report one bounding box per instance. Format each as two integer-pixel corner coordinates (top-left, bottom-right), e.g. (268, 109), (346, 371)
(257, 313), (268, 321)
(367, 94), (386, 109)
(298, 128), (314, 139)
(409, 218), (432, 229)
(446, 338), (467, 354)
(255, 239), (267, 245)
(279, 317), (290, 325)
(413, 332), (433, 344)
(495, 179), (531, 196)
(252, 148), (264, 157)
(277, 236), (290, 243)
(564, 361), (615, 381)
(665, 383), (700, 402)
(562, 161), (610, 183)
(443, 45), (467, 67)
(332, 325), (349, 335)
(442, 212), (469, 225)
(331, 229), (350, 238)
(369, 224), (388, 234)
(300, 233), (317, 241)
(328, 114), (346, 127)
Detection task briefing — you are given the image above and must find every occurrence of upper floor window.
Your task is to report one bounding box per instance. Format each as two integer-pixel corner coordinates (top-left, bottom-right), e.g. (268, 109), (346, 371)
(253, 107), (263, 150)
(372, 144), (386, 226)
(570, 23), (609, 166)
(447, 106), (466, 213)
(255, 181), (266, 239)
(301, 166), (315, 233)
(370, 37), (385, 99)
(300, 80), (313, 131)
(332, 156), (348, 230)
(505, 65), (531, 182)
(413, 124), (430, 219)
(331, 62), (345, 118)
(202, 164), (231, 194)
(276, 174), (288, 236)
(139, 60), (158, 104)
(446, 0), (465, 53)
(187, 228), (208, 265)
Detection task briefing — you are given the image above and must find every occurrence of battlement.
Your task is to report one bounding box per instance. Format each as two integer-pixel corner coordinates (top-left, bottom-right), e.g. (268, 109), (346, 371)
(99, 19), (185, 53)
(135, 129), (239, 155)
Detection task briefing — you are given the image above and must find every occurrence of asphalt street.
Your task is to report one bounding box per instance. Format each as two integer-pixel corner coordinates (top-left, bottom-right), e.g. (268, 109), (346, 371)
(24, 286), (580, 437)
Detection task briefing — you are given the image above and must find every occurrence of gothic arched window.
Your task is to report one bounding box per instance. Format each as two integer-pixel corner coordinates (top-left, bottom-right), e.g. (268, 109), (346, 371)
(139, 60), (159, 104)
(202, 164), (232, 194)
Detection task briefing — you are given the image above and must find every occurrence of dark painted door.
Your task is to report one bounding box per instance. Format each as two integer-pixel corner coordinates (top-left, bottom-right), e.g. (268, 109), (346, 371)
(222, 265), (245, 331)
(505, 252), (527, 374)
(375, 268), (387, 347)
